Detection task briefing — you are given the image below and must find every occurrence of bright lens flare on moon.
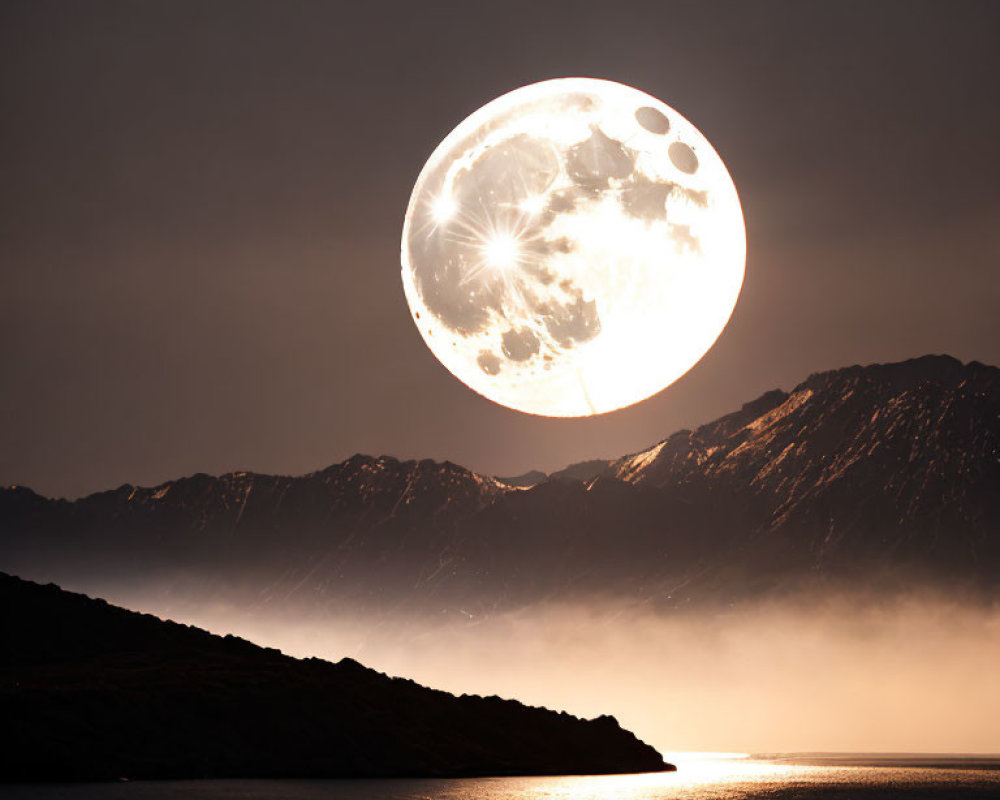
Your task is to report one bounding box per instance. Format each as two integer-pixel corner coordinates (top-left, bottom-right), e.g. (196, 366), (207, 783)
(401, 78), (746, 417)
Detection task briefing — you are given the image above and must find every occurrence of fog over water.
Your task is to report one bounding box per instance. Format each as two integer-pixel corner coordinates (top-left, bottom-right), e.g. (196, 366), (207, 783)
(123, 589), (1000, 755)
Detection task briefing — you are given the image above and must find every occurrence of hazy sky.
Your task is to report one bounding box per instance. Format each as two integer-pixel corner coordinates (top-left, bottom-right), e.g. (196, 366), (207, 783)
(3, 0), (999, 498)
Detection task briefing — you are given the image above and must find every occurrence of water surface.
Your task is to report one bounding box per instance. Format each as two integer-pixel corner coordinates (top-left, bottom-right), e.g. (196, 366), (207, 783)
(5, 754), (1000, 799)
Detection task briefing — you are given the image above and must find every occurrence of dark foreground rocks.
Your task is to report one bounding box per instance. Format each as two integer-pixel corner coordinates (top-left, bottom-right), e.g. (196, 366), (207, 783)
(0, 573), (672, 781)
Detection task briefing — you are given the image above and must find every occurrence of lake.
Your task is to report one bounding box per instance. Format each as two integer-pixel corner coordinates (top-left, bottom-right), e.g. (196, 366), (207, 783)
(4, 753), (1000, 799)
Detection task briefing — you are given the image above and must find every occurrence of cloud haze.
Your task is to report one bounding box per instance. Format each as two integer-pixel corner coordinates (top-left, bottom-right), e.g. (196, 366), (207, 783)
(130, 589), (1000, 755)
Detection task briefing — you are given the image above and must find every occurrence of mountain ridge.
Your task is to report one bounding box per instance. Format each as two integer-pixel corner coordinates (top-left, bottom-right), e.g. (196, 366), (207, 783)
(6, 354), (991, 502)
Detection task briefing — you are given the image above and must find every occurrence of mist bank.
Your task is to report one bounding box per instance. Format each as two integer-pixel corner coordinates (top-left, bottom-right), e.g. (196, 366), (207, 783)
(129, 588), (1000, 756)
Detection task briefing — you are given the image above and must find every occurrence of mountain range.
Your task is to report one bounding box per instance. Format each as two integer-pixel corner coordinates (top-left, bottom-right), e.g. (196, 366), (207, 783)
(2, 355), (998, 617)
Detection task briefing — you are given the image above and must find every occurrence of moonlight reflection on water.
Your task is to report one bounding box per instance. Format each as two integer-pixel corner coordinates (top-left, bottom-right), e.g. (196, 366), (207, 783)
(4, 755), (999, 799)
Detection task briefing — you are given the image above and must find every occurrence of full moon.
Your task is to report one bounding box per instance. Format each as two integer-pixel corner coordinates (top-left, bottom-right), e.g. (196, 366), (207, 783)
(401, 78), (746, 416)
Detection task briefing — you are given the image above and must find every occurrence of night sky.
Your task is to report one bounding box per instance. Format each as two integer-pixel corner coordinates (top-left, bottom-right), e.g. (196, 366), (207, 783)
(3, 0), (999, 499)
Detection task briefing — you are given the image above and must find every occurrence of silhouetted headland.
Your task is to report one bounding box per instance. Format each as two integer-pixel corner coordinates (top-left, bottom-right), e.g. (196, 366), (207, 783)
(0, 573), (672, 781)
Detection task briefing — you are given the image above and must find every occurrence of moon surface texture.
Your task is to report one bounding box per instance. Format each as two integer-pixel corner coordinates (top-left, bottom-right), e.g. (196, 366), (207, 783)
(401, 78), (745, 417)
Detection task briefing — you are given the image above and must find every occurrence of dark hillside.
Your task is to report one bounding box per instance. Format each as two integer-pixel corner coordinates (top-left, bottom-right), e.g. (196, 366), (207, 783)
(0, 573), (671, 781)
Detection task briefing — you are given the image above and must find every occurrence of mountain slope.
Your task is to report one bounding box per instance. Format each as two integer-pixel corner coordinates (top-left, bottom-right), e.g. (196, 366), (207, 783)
(607, 355), (1000, 579)
(0, 573), (671, 781)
